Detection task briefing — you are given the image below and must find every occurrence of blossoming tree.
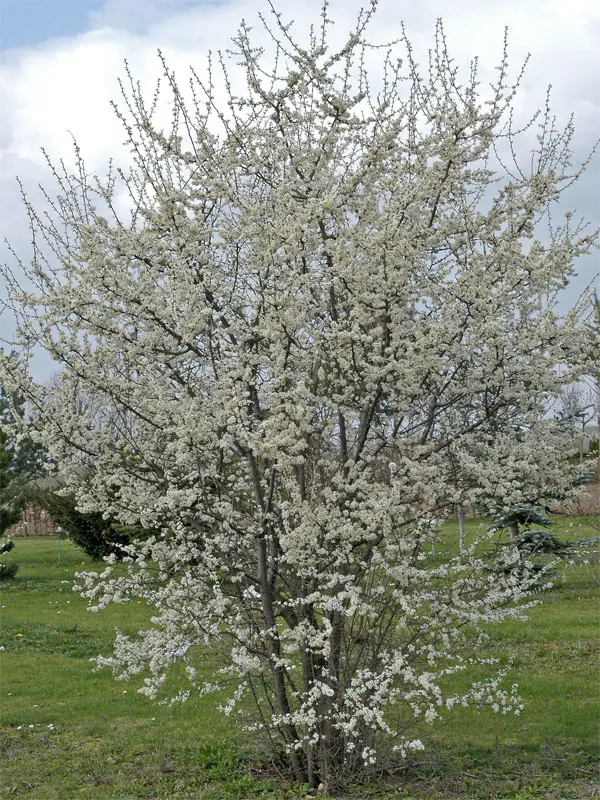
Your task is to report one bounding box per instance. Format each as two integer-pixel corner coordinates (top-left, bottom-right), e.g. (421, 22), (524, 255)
(1, 2), (596, 788)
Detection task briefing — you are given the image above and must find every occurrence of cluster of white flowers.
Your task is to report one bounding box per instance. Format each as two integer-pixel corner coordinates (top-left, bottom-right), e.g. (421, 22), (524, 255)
(0, 1), (595, 790)
(15, 723), (56, 732)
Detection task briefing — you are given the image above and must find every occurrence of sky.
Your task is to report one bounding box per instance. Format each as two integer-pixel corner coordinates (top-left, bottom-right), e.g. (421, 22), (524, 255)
(0, 0), (598, 378)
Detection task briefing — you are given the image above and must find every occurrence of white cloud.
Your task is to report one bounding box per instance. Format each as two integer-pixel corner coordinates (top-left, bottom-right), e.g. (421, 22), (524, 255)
(0, 0), (598, 351)
(88, 0), (215, 33)
(2, 0), (598, 166)
(2, 0), (598, 169)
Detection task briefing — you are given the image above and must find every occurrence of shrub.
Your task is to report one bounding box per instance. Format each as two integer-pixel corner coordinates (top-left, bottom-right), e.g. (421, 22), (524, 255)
(37, 492), (131, 560)
(0, 538), (18, 580)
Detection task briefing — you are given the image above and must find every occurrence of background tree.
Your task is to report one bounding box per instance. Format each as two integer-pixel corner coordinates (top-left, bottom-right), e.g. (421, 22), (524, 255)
(33, 476), (156, 561)
(0, 375), (46, 578)
(0, 409), (21, 580)
(0, 4), (597, 788)
(34, 490), (134, 560)
(555, 383), (597, 463)
(578, 293), (600, 531)
(0, 390), (24, 537)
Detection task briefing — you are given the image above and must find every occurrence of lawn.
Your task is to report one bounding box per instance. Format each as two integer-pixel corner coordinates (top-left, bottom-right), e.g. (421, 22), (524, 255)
(0, 519), (598, 799)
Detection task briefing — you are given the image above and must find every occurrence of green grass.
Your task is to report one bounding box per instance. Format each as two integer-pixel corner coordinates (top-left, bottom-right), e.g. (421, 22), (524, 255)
(0, 520), (598, 799)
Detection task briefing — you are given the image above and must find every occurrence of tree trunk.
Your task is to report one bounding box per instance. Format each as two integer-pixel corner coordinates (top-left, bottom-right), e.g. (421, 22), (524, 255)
(457, 504), (465, 555)
(257, 538), (307, 783)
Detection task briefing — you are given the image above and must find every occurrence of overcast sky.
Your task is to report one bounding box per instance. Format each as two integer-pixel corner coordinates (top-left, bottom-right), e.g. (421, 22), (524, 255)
(0, 0), (598, 378)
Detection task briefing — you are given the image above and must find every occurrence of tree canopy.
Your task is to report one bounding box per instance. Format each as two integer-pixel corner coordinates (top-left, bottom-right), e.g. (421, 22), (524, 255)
(0, 3), (596, 788)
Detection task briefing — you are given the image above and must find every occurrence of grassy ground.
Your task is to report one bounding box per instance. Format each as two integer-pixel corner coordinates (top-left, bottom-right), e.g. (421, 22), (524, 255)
(0, 519), (598, 799)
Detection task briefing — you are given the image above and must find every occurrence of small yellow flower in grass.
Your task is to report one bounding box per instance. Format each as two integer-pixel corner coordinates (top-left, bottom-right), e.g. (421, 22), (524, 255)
(17, 633), (23, 638)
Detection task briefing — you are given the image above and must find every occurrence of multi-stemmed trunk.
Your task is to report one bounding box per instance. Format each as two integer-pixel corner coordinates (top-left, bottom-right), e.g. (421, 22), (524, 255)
(258, 553), (349, 788)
